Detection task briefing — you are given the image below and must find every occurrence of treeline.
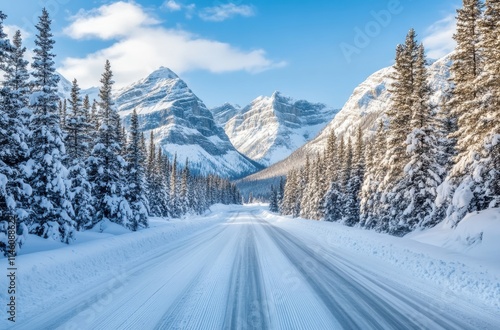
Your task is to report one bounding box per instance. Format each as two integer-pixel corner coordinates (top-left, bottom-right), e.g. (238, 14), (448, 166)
(0, 9), (241, 254)
(277, 0), (499, 236)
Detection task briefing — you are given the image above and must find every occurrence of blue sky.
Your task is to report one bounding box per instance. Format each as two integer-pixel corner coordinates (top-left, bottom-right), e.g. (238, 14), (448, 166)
(2, 0), (459, 108)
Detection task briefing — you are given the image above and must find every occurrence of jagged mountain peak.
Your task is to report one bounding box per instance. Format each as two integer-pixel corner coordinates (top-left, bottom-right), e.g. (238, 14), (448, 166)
(113, 67), (261, 179)
(212, 92), (338, 166)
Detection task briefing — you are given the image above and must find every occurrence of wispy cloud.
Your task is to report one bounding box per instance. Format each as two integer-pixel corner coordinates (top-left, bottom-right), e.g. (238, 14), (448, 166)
(422, 14), (456, 59)
(162, 0), (182, 12)
(199, 3), (256, 22)
(59, 2), (284, 88)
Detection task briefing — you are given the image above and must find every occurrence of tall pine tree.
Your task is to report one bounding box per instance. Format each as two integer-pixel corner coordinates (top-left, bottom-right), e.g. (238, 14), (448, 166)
(28, 9), (75, 242)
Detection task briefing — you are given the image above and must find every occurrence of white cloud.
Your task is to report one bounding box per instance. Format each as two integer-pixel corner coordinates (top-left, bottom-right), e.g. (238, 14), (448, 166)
(63, 2), (160, 40)
(199, 3), (255, 22)
(163, 0), (182, 11)
(422, 14), (456, 59)
(59, 2), (284, 88)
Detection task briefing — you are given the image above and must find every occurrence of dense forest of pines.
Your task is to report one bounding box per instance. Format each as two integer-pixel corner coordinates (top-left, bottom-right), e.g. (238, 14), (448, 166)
(0, 9), (241, 254)
(277, 0), (499, 236)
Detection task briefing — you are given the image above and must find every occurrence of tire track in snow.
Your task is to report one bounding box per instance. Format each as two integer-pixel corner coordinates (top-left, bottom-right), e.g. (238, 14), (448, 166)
(154, 212), (244, 330)
(222, 216), (270, 330)
(255, 214), (423, 329)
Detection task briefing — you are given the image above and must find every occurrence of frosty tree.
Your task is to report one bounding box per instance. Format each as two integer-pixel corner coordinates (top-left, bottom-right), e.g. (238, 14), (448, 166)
(125, 109), (149, 230)
(28, 8), (75, 242)
(87, 60), (131, 229)
(0, 14), (31, 252)
(65, 79), (94, 230)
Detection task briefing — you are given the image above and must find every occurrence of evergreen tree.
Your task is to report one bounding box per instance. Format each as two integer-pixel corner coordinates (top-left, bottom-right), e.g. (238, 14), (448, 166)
(441, 0), (486, 227)
(180, 159), (190, 214)
(400, 45), (442, 232)
(87, 60), (131, 229)
(65, 79), (93, 230)
(477, 0), (500, 208)
(169, 154), (180, 217)
(0, 16), (31, 252)
(381, 29), (421, 234)
(343, 127), (364, 227)
(124, 109), (148, 230)
(360, 121), (386, 229)
(28, 9), (75, 242)
(269, 185), (279, 212)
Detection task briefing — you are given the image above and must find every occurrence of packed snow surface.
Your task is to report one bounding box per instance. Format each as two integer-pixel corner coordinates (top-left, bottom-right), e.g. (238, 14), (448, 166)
(2, 205), (499, 329)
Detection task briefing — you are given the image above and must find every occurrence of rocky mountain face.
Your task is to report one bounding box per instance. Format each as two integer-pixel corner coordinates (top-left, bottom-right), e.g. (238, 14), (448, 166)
(212, 92), (338, 166)
(239, 55), (452, 193)
(65, 67), (259, 179)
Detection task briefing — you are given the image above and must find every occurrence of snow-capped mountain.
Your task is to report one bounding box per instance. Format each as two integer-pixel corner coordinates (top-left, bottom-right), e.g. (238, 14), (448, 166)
(113, 67), (262, 179)
(56, 72), (99, 102)
(212, 92), (338, 166)
(241, 55), (452, 184)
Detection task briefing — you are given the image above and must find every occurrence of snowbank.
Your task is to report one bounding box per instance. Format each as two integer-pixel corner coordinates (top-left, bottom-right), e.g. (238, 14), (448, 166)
(409, 208), (500, 263)
(259, 207), (500, 310)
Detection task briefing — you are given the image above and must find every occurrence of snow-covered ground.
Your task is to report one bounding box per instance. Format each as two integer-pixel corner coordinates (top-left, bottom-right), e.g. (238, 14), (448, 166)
(1, 205), (499, 329)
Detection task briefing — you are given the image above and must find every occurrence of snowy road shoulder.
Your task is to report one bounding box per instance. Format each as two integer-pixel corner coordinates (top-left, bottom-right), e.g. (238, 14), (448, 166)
(0, 206), (231, 329)
(257, 206), (500, 311)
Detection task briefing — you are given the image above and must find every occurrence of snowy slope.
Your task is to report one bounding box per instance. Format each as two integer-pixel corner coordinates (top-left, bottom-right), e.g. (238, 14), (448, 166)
(213, 92), (338, 166)
(114, 67), (261, 179)
(242, 55), (452, 183)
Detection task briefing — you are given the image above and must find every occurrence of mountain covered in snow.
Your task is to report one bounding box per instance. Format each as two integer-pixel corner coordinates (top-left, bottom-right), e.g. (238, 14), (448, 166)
(239, 55), (452, 192)
(112, 67), (262, 179)
(212, 92), (338, 166)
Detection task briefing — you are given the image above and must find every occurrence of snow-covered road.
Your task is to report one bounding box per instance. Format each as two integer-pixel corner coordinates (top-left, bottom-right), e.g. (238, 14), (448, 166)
(11, 206), (500, 329)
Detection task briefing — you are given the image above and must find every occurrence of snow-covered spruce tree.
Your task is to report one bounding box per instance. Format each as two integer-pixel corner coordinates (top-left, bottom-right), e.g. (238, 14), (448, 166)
(269, 185), (279, 212)
(28, 9), (75, 242)
(400, 44), (442, 232)
(8, 30), (31, 126)
(179, 159), (190, 214)
(64, 79), (94, 230)
(324, 130), (339, 183)
(311, 155), (328, 220)
(361, 121), (387, 229)
(343, 127), (365, 227)
(156, 148), (170, 216)
(0, 18), (31, 253)
(145, 133), (167, 217)
(324, 137), (346, 222)
(281, 169), (300, 217)
(432, 93), (457, 223)
(379, 29), (419, 234)
(87, 60), (131, 229)
(477, 0), (500, 209)
(169, 153), (180, 217)
(439, 0), (486, 227)
(59, 99), (67, 129)
(359, 131), (375, 227)
(277, 177), (285, 210)
(124, 109), (148, 230)
(300, 156), (316, 219)
(82, 94), (90, 122)
(300, 155), (325, 220)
